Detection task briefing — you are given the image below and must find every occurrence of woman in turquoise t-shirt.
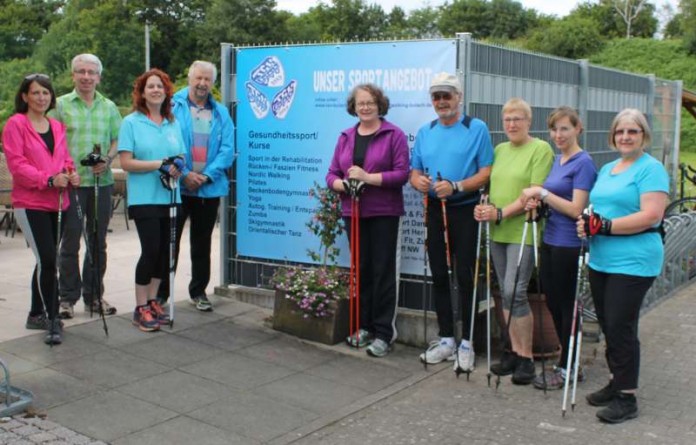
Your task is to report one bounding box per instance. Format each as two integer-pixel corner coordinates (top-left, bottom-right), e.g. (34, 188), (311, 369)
(118, 69), (186, 333)
(577, 108), (668, 424)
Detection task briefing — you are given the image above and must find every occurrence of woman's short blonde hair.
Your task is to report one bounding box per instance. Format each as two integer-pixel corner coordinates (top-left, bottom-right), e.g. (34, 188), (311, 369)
(502, 97), (532, 121)
(608, 108), (652, 151)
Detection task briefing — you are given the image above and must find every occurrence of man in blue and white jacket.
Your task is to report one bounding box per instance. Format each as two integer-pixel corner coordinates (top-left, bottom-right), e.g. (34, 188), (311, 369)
(158, 60), (235, 311)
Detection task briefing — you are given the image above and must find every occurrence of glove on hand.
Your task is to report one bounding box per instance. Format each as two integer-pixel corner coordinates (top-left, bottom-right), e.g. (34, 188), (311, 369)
(582, 211), (612, 237)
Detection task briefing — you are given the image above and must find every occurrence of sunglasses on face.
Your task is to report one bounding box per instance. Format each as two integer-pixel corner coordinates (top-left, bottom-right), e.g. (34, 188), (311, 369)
(431, 92), (453, 101)
(614, 128), (642, 137)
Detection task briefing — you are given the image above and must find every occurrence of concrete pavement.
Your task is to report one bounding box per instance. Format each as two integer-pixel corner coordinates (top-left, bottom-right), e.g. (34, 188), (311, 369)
(1, 211), (696, 444)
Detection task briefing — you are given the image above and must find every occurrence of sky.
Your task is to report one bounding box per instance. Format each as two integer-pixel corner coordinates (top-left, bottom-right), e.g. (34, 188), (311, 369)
(275, 0), (680, 20)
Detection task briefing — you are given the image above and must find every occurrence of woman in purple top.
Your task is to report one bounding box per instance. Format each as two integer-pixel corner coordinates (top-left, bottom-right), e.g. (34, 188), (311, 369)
(326, 83), (409, 358)
(520, 106), (597, 389)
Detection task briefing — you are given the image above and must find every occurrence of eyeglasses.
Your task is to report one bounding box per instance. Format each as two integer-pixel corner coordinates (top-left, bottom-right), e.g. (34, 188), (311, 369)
(504, 117), (527, 124)
(614, 128), (642, 137)
(24, 73), (49, 81)
(431, 92), (453, 101)
(356, 101), (376, 109)
(74, 69), (99, 76)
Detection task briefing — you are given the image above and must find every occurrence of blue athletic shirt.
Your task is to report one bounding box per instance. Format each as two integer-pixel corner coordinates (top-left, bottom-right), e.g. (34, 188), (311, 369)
(543, 151), (597, 247)
(118, 112), (185, 206)
(411, 115), (494, 205)
(588, 153), (669, 277)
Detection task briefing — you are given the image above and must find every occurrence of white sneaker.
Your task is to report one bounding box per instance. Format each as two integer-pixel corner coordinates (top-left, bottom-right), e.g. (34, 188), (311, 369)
(453, 344), (475, 373)
(419, 339), (456, 364)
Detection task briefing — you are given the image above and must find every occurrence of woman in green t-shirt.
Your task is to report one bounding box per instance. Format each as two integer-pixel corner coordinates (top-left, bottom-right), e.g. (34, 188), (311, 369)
(474, 97), (554, 385)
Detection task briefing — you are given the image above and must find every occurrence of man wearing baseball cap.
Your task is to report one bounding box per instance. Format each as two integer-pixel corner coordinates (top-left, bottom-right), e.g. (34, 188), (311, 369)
(409, 72), (494, 374)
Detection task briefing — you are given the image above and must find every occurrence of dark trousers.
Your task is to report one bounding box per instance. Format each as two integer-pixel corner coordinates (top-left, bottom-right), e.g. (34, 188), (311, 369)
(426, 201), (477, 341)
(540, 242), (581, 368)
(133, 216), (169, 286)
(344, 215), (400, 343)
(59, 185), (113, 304)
(588, 268), (654, 391)
(157, 195), (220, 301)
(15, 208), (64, 320)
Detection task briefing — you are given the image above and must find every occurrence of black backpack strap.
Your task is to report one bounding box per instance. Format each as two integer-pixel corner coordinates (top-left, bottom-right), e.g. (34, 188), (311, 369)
(461, 115), (472, 128)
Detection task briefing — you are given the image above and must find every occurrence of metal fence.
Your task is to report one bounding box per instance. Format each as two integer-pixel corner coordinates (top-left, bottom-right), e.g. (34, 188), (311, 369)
(647, 213), (696, 311)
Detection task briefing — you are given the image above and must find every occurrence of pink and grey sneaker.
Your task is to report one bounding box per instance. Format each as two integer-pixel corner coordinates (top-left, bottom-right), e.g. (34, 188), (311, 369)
(133, 305), (160, 332)
(148, 299), (171, 326)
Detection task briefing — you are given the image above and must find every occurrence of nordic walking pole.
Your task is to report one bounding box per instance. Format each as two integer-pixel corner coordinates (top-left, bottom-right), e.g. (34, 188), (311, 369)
(68, 166), (108, 336)
(562, 245), (585, 416)
(421, 170), (430, 369)
(168, 177), (177, 328)
(570, 250), (587, 412)
(354, 180), (362, 348)
(484, 194), (492, 387)
(436, 172), (462, 376)
(49, 187), (64, 347)
(530, 205), (547, 395)
(496, 210), (531, 390)
(462, 190), (486, 380)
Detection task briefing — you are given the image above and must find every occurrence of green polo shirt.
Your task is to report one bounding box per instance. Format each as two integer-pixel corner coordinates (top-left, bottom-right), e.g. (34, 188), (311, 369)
(50, 90), (122, 186)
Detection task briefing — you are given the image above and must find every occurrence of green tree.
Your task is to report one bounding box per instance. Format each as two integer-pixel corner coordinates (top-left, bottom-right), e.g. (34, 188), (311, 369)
(34, 0), (145, 102)
(127, 0), (207, 79)
(526, 16), (605, 59)
(194, 0), (288, 62)
(569, 0), (657, 39)
(405, 6), (441, 38)
(0, 0), (63, 61)
(438, 0), (538, 39)
(308, 0), (388, 41)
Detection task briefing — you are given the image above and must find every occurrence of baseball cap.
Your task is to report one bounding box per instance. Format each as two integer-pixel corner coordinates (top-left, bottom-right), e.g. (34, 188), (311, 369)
(430, 72), (462, 94)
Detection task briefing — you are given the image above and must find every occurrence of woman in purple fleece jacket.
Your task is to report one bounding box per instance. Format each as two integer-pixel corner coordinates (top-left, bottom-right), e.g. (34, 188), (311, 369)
(326, 83), (409, 358)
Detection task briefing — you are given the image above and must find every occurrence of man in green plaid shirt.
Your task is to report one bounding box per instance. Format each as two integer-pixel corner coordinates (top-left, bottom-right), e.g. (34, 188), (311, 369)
(51, 54), (122, 319)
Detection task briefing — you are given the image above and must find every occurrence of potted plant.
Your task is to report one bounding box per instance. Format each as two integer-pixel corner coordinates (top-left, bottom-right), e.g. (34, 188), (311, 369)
(271, 182), (350, 344)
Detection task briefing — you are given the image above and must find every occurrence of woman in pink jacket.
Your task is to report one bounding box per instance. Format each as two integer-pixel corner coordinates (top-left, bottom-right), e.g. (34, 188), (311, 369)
(2, 74), (79, 345)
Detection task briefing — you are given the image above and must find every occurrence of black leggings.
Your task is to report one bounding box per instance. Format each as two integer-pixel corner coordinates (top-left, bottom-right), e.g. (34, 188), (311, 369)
(344, 215), (400, 343)
(588, 268), (654, 391)
(15, 208), (64, 320)
(134, 216), (170, 285)
(540, 242), (581, 368)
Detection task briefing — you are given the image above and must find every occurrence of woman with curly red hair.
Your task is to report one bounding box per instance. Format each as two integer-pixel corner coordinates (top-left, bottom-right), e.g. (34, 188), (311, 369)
(118, 69), (186, 332)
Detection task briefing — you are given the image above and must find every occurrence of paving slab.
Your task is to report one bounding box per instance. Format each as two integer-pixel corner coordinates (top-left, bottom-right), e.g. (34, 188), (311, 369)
(11, 367), (100, 410)
(110, 415), (257, 445)
(115, 332), (224, 368)
(235, 336), (343, 371)
(187, 392), (318, 442)
(253, 373), (369, 415)
(176, 318), (278, 352)
(46, 390), (178, 443)
(179, 350), (296, 390)
(116, 369), (236, 414)
(49, 349), (169, 390)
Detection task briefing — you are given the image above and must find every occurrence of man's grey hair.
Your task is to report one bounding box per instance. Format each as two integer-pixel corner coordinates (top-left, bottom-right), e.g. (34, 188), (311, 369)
(188, 61), (217, 83)
(71, 54), (103, 74)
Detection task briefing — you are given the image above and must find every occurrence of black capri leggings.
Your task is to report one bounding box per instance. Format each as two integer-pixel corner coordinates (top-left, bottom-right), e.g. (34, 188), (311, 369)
(15, 208), (63, 319)
(134, 216), (170, 285)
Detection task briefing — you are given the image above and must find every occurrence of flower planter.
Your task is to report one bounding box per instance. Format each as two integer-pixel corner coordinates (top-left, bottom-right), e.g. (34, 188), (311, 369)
(272, 290), (349, 345)
(492, 291), (560, 360)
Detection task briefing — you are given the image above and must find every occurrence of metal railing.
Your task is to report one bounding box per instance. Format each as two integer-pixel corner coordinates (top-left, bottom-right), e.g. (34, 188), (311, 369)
(644, 212), (696, 311)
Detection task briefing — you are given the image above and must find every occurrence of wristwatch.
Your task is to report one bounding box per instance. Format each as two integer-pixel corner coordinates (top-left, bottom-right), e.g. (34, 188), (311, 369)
(47, 176), (54, 188)
(540, 188), (549, 202)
